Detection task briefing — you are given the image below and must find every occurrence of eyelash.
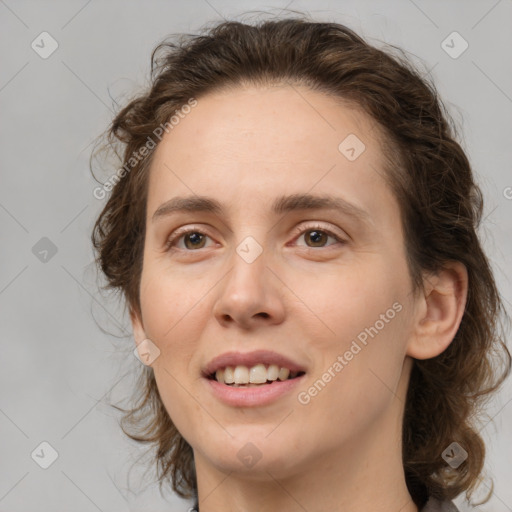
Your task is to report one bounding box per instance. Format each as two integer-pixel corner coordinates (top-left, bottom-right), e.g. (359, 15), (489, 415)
(164, 223), (347, 252)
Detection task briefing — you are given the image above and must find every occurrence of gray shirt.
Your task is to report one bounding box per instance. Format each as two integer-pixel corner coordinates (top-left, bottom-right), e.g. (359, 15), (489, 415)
(421, 497), (460, 511)
(191, 496), (460, 511)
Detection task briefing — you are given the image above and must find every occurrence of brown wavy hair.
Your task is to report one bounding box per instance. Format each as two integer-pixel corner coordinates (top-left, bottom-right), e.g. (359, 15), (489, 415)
(91, 14), (511, 509)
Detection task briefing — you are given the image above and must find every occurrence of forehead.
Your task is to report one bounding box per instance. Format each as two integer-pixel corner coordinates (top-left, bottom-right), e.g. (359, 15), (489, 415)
(146, 84), (397, 225)
(153, 84), (382, 164)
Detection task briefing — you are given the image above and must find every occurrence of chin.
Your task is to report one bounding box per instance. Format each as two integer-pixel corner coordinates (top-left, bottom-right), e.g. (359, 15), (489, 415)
(199, 433), (304, 477)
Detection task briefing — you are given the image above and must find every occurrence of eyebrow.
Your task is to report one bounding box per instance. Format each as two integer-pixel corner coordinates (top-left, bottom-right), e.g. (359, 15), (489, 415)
(152, 193), (372, 226)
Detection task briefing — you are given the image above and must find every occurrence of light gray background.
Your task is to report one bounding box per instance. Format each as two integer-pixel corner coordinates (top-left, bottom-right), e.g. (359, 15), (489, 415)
(1, 1), (511, 511)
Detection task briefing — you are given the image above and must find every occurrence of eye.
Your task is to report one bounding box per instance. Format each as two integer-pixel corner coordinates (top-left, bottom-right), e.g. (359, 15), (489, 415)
(165, 227), (215, 251)
(165, 223), (347, 253)
(292, 223), (347, 249)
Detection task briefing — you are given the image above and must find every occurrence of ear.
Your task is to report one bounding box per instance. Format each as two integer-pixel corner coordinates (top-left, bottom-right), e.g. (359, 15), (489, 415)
(130, 307), (147, 345)
(406, 261), (468, 360)
(130, 308), (161, 367)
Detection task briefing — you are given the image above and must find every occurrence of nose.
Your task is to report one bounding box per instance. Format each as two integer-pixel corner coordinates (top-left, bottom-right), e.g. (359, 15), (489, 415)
(212, 245), (286, 330)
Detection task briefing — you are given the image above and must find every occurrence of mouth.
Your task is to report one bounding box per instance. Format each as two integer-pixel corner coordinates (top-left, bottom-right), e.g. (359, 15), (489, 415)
(206, 364), (307, 387)
(202, 350), (308, 406)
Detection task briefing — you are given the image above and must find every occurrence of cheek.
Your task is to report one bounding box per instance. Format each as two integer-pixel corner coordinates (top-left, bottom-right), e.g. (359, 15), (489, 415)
(138, 270), (210, 436)
(296, 306), (408, 445)
(139, 262), (207, 340)
(137, 266), (212, 399)
(292, 259), (409, 409)
(291, 257), (405, 344)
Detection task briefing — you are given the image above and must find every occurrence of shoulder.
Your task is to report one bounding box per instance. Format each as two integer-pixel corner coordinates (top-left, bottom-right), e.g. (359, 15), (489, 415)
(420, 496), (460, 512)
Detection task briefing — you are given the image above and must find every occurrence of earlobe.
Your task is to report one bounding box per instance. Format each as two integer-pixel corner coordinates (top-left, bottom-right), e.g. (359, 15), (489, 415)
(406, 261), (468, 360)
(130, 309), (160, 367)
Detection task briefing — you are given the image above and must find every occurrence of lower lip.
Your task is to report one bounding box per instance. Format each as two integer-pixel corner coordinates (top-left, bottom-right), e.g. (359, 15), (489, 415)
(205, 375), (305, 407)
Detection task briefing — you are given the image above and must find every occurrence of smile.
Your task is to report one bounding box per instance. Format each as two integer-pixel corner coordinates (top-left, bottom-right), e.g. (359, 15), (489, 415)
(210, 363), (305, 386)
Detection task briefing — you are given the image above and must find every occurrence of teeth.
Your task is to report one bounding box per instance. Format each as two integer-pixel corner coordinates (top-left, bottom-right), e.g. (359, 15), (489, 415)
(234, 365), (249, 384)
(267, 364), (279, 381)
(215, 368), (222, 382)
(214, 364), (302, 385)
(218, 367), (232, 384)
(249, 363), (268, 384)
(278, 367), (290, 381)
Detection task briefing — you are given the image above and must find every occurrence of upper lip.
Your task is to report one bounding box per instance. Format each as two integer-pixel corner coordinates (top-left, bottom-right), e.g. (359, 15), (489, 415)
(202, 349), (307, 378)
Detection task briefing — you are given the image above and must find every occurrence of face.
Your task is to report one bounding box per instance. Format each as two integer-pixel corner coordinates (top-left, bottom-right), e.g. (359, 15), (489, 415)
(132, 84), (419, 481)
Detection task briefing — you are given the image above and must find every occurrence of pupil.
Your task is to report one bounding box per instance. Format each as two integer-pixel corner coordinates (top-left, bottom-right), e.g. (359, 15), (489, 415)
(308, 230), (326, 246)
(186, 232), (204, 249)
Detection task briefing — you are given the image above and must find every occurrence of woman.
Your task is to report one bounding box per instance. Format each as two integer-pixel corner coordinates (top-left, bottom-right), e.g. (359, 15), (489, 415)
(91, 15), (511, 512)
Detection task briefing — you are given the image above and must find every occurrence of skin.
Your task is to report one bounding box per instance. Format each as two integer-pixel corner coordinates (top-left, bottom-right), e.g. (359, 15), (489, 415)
(131, 84), (468, 512)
